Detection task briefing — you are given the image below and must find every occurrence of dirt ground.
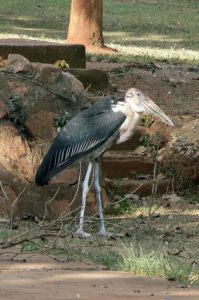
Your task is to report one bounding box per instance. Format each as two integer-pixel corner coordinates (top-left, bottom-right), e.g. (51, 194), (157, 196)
(0, 61), (199, 299)
(0, 255), (199, 300)
(87, 61), (199, 117)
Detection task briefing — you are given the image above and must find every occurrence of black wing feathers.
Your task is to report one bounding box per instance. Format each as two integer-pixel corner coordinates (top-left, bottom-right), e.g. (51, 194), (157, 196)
(36, 98), (126, 186)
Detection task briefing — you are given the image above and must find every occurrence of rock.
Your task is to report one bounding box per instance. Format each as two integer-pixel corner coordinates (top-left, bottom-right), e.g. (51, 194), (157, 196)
(147, 119), (173, 145)
(133, 146), (147, 155)
(159, 118), (199, 185)
(0, 98), (6, 118)
(5, 54), (33, 75)
(0, 55), (93, 220)
(162, 193), (182, 205)
(0, 73), (10, 118)
(0, 55), (88, 141)
(46, 197), (71, 219)
(0, 182), (73, 220)
(0, 123), (34, 183)
(33, 64), (87, 105)
(25, 110), (57, 141)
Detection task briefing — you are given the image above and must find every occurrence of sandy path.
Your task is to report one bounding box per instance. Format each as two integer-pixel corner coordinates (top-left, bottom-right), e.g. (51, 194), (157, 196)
(0, 258), (198, 300)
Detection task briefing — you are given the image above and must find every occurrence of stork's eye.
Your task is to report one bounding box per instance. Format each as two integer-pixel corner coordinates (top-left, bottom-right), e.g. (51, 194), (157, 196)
(137, 93), (140, 96)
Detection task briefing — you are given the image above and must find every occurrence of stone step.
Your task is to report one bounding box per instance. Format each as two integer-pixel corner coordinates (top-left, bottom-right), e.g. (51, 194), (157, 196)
(102, 151), (154, 179)
(0, 39), (86, 68)
(68, 68), (109, 91)
(105, 177), (170, 196)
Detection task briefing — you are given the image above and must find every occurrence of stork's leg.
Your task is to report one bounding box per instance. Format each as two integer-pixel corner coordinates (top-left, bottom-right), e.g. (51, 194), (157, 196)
(94, 160), (112, 237)
(76, 161), (93, 238)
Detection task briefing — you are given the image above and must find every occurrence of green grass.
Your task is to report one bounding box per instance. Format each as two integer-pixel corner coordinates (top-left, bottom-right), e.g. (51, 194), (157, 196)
(0, 0), (198, 63)
(82, 243), (199, 285)
(0, 229), (15, 241)
(119, 244), (199, 284)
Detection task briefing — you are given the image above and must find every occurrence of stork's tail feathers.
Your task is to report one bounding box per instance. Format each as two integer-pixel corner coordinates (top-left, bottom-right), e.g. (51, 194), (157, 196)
(35, 159), (52, 186)
(35, 143), (83, 186)
(35, 145), (61, 186)
(35, 170), (48, 186)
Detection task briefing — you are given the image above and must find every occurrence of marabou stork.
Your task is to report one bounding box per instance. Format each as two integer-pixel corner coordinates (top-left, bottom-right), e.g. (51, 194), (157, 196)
(36, 88), (174, 238)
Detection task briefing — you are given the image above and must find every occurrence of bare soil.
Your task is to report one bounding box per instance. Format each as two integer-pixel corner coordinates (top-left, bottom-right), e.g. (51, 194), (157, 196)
(0, 256), (199, 300)
(0, 61), (199, 299)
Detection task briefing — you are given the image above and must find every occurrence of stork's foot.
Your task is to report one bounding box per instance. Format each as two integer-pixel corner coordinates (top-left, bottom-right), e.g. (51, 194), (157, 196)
(97, 229), (113, 237)
(97, 230), (125, 238)
(75, 229), (91, 239)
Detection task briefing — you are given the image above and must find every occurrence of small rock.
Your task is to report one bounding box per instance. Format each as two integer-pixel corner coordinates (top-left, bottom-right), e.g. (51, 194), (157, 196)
(6, 54), (33, 75)
(163, 193), (182, 204)
(133, 146), (147, 155)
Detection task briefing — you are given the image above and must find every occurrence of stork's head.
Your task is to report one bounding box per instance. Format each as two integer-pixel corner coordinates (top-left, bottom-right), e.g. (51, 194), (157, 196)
(125, 88), (174, 126)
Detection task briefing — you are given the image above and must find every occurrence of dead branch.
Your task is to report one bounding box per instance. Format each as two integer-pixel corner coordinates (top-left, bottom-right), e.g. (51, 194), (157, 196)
(0, 181), (10, 202)
(10, 187), (26, 229)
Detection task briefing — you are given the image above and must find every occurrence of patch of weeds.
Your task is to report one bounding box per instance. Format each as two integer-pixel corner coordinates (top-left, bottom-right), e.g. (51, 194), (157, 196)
(107, 198), (132, 216)
(3, 95), (32, 139)
(139, 134), (150, 148)
(51, 248), (66, 256)
(188, 270), (199, 286)
(139, 115), (152, 128)
(66, 246), (120, 269)
(184, 194), (199, 204)
(165, 259), (199, 285)
(144, 63), (158, 73)
(54, 60), (69, 71)
(53, 111), (73, 129)
(120, 244), (166, 277)
(22, 242), (38, 252)
(21, 239), (47, 252)
(118, 243), (199, 285)
(0, 230), (14, 241)
(5, 95), (26, 124)
(110, 67), (127, 77)
(87, 249), (121, 270)
(0, 95), (34, 140)
(160, 160), (190, 191)
(104, 55), (120, 63)
(141, 131), (167, 161)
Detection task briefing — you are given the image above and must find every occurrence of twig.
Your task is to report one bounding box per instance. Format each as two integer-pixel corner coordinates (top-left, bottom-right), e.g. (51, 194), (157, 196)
(0, 181), (10, 202)
(1, 203), (82, 249)
(26, 239), (68, 262)
(110, 182), (144, 206)
(43, 187), (60, 220)
(69, 161), (82, 207)
(147, 155), (158, 228)
(10, 187), (26, 229)
(147, 130), (166, 228)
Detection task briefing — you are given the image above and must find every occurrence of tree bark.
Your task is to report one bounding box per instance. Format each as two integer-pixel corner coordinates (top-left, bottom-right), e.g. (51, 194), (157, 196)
(67, 0), (117, 53)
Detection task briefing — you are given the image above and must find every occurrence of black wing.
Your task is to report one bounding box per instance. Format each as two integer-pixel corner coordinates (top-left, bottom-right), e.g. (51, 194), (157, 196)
(36, 97), (126, 186)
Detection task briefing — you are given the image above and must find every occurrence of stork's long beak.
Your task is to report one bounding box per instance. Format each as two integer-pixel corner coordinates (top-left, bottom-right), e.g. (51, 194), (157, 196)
(143, 97), (174, 127)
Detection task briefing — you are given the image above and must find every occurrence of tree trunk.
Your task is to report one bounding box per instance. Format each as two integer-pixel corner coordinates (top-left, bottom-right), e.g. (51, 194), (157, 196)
(67, 0), (104, 47)
(67, 0), (117, 53)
